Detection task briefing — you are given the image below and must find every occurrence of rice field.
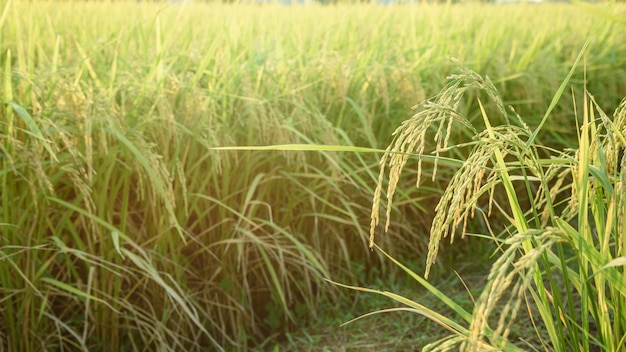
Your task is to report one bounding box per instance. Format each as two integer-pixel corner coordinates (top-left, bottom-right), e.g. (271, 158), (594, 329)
(1, 0), (626, 350)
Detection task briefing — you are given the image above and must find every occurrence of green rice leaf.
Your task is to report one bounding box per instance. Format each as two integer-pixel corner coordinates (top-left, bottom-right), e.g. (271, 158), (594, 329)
(325, 278), (468, 336)
(111, 231), (125, 260)
(7, 101), (57, 160)
(0, 0), (10, 32)
(598, 256), (626, 270)
(572, 0), (626, 25)
(526, 26), (595, 148)
(373, 243), (472, 323)
(589, 165), (614, 194)
(212, 144), (383, 153)
(40, 277), (120, 313)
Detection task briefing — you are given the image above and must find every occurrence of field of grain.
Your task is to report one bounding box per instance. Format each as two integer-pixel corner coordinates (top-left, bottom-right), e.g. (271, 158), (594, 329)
(1, 1), (626, 350)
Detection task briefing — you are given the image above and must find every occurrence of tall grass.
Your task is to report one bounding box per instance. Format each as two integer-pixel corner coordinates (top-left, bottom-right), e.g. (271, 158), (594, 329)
(1, 1), (626, 350)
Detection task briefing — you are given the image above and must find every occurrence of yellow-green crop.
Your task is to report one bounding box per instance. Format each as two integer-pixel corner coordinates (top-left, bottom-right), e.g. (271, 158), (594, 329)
(1, 1), (625, 350)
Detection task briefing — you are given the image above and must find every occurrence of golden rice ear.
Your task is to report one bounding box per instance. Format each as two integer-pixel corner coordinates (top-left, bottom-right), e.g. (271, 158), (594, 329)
(369, 63), (516, 278)
(470, 228), (567, 351)
(369, 65), (471, 245)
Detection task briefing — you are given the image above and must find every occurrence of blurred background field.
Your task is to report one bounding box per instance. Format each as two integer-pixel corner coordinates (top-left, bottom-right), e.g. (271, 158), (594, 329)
(1, 1), (625, 350)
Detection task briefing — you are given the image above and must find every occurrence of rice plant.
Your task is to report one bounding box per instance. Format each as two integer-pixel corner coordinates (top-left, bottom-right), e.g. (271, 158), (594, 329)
(363, 55), (626, 350)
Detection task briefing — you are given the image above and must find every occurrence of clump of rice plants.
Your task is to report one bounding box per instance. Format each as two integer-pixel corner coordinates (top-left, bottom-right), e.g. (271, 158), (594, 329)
(2, 0), (626, 350)
(358, 56), (626, 350)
